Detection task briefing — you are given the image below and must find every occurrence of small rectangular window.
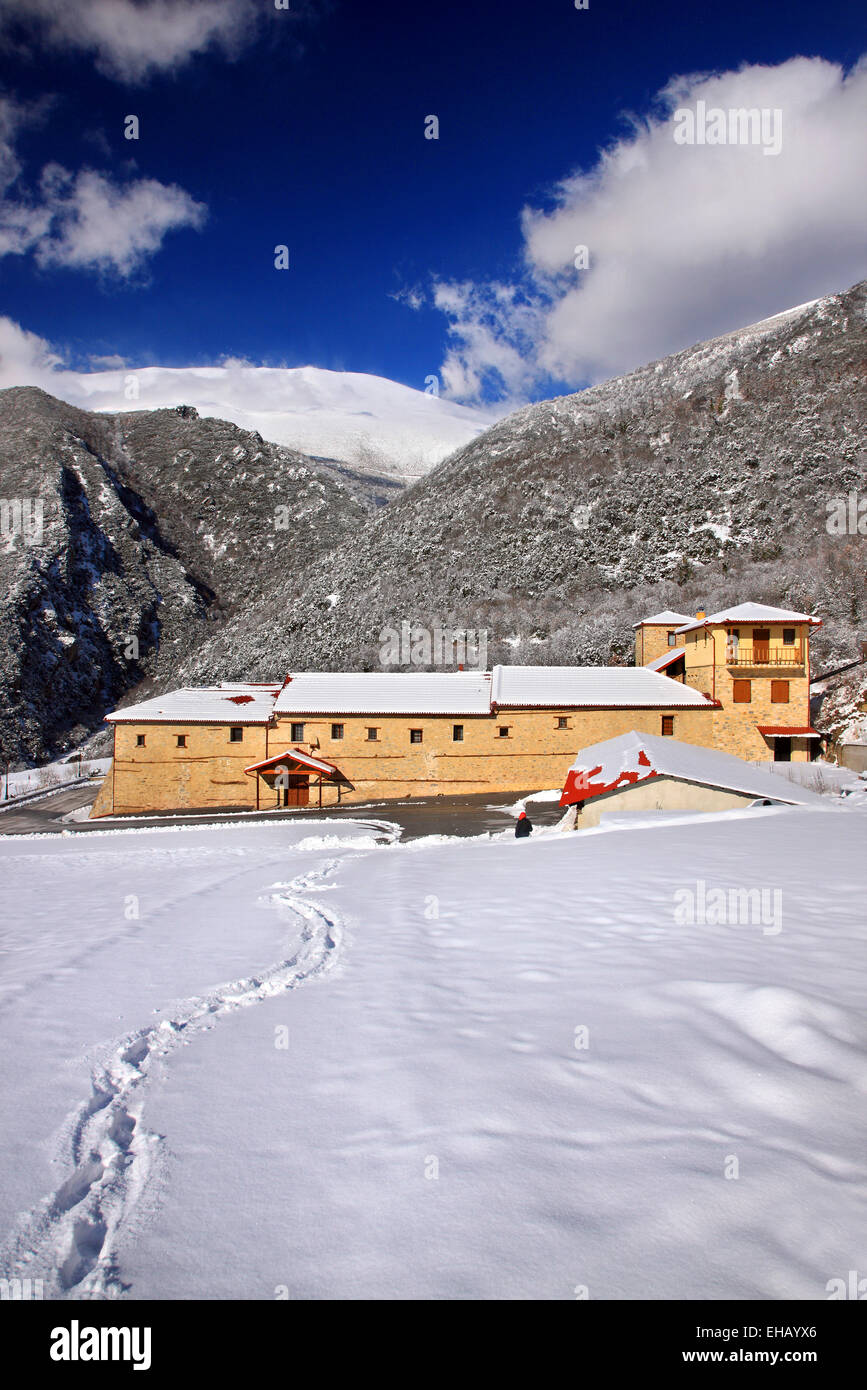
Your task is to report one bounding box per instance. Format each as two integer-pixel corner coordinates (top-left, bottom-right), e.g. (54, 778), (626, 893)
(782, 628), (796, 646)
(176, 734), (187, 748)
(136, 734), (146, 747)
(291, 722), (305, 742)
(733, 680), (751, 703)
(229, 727), (243, 743)
(498, 726), (510, 738)
(771, 680), (790, 703)
(667, 631), (677, 647)
(410, 729), (423, 744)
(331, 723), (344, 740)
(366, 727), (379, 742)
(452, 725), (464, 742)
(556, 716), (569, 729)
(661, 715), (674, 736)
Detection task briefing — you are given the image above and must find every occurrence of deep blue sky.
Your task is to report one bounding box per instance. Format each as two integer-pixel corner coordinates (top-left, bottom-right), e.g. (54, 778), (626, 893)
(1, 0), (864, 399)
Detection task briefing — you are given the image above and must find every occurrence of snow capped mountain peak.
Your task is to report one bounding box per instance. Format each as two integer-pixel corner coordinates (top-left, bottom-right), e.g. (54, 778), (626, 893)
(0, 330), (502, 480)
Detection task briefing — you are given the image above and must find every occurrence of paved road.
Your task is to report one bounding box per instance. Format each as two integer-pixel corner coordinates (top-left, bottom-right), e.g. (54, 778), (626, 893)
(0, 782), (101, 834)
(347, 793), (565, 840)
(0, 785), (565, 841)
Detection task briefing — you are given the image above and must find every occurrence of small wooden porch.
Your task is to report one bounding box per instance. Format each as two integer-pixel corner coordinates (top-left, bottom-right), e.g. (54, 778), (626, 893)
(244, 748), (350, 809)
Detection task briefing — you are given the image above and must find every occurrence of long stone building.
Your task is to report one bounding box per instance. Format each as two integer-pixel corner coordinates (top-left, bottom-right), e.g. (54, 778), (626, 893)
(90, 602), (821, 817)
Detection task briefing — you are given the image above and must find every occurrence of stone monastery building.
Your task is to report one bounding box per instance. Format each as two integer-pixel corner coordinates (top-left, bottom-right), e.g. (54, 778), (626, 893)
(91, 603), (821, 817)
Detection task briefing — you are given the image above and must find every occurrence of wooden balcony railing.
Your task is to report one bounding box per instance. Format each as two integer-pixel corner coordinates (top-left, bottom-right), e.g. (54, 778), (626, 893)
(725, 642), (805, 667)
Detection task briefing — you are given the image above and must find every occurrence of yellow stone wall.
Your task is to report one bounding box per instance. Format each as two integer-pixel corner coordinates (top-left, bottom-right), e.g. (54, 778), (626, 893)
(90, 774), (115, 818)
(92, 703), (715, 815)
(679, 624), (812, 761)
(576, 777), (763, 828)
(269, 706), (714, 804)
(96, 722), (270, 815)
(634, 623), (685, 665)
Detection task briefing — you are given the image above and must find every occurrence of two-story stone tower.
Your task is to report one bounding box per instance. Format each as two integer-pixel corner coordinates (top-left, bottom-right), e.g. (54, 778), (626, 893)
(634, 603), (821, 762)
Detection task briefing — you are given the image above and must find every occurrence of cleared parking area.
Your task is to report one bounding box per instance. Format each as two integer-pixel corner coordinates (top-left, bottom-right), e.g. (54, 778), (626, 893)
(0, 784), (565, 841)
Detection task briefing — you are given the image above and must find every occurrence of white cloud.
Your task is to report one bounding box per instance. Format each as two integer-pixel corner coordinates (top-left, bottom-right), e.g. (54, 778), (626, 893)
(0, 316), (65, 384)
(0, 0), (261, 83)
(0, 94), (206, 275)
(88, 351), (127, 369)
(389, 285), (425, 312)
(36, 167), (207, 275)
(433, 281), (545, 405)
(432, 56), (867, 402)
(0, 91), (24, 193)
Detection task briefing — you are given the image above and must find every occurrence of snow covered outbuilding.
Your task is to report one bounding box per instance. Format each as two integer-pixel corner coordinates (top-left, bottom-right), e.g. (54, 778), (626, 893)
(559, 731), (825, 827)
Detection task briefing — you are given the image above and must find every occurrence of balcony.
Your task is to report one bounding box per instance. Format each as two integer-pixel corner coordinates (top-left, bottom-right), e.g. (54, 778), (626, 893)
(725, 642), (805, 669)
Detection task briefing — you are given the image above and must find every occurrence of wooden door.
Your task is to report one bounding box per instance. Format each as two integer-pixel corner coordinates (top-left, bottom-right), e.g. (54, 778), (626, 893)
(753, 628), (770, 663)
(282, 776), (309, 807)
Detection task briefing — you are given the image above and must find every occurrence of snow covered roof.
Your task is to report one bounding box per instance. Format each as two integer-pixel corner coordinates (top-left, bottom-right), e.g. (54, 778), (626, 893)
(756, 725), (821, 738)
(274, 670), (493, 715)
(647, 647), (686, 672)
(675, 604), (821, 635)
(560, 731), (826, 807)
(632, 610), (692, 629)
(108, 664), (715, 725)
(107, 684), (280, 724)
(492, 666), (713, 708)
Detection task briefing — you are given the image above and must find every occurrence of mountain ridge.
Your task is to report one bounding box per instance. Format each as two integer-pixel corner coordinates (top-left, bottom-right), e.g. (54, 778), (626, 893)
(0, 355), (500, 483)
(0, 389), (370, 761)
(173, 279), (867, 686)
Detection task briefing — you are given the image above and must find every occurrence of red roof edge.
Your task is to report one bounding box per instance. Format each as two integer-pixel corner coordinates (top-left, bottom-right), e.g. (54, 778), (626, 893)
(244, 747), (341, 776)
(559, 763), (659, 807)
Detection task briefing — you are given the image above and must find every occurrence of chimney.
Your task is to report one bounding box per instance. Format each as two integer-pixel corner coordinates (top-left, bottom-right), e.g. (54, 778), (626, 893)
(695, 610), (706, 620)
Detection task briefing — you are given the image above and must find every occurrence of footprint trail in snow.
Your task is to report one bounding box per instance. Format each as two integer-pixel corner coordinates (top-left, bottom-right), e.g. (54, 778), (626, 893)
(0, 856), (348, 1299)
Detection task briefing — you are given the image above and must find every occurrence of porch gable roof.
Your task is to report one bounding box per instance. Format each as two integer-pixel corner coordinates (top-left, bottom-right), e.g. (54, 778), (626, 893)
(244, 747), (341, 778)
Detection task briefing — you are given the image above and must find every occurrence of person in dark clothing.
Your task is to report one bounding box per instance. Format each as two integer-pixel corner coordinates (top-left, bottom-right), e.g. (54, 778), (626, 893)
(515, 810), (533, 838)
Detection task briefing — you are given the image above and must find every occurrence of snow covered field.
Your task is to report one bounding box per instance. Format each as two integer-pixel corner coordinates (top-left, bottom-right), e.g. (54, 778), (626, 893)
(1, 802), (865, 1300)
